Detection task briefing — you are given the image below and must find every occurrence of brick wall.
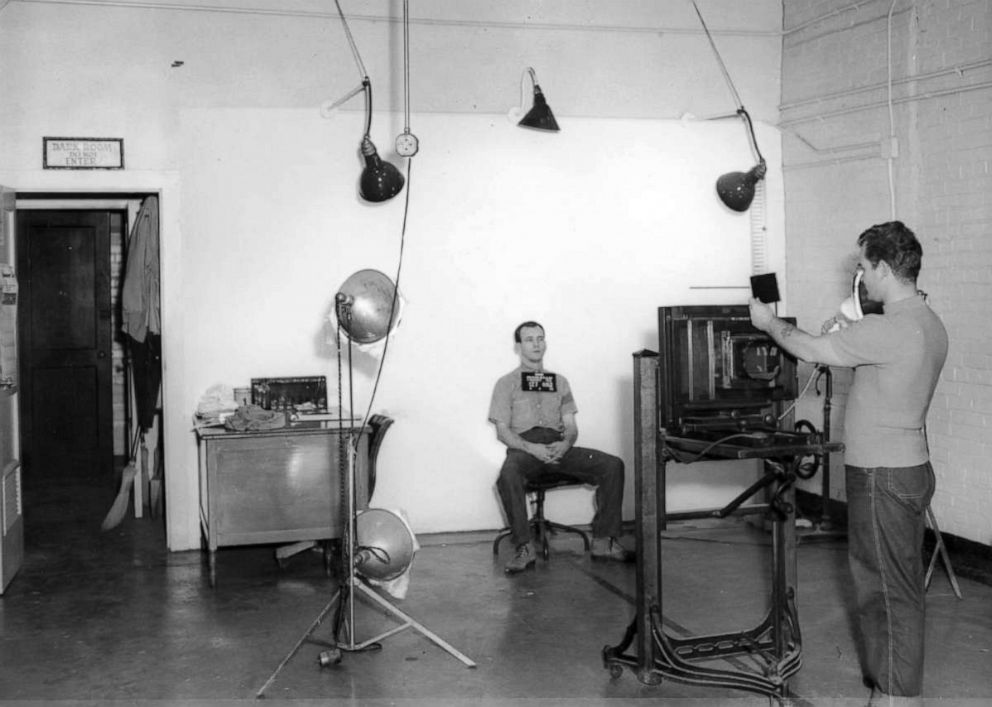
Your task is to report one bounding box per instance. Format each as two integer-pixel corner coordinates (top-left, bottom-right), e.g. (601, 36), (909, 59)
(781, 0), (992, 544)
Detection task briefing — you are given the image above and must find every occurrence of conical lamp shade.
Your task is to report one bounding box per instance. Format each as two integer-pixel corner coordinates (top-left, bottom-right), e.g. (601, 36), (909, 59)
(518, 87), (560, 132)
(360, 136), (405, 202)
(716, 162), (766, 212)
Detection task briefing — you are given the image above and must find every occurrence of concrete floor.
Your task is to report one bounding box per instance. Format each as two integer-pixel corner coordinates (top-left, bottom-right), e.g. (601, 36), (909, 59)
(1, 473), (991, 706)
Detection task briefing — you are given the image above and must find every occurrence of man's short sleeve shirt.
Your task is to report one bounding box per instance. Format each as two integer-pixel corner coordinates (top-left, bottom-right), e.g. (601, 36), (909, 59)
(488, 366), (577, 435)
(824, 295), (947, 467)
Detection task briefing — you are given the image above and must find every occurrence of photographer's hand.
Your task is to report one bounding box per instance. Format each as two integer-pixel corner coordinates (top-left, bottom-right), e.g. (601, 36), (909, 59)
(749, 297), (776, 332)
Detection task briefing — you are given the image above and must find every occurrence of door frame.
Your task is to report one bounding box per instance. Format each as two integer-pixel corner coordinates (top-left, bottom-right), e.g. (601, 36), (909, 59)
(0, 170), (196, 551)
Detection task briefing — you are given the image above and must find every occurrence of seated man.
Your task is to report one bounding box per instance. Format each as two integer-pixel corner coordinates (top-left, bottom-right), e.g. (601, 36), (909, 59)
(489, 320), (633, 574)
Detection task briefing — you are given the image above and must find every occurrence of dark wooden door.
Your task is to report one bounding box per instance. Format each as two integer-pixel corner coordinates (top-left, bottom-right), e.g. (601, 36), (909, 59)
(16, 210), (114, 485)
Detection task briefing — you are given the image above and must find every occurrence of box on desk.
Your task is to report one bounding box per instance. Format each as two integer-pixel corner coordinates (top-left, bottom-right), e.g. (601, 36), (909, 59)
(251, 376), (328, 413)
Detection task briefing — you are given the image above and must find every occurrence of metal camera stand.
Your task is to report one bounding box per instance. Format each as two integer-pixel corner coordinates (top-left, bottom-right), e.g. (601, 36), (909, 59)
(602, 352), (842, 702)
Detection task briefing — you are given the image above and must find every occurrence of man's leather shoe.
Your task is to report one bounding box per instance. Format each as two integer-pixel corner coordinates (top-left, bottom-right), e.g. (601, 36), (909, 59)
(504, 542), (536, 574)
(591, 537), (635, 563)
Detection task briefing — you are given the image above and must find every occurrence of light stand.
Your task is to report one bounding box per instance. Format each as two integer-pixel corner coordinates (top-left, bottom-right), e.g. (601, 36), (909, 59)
(317, 295), (476, 667)
(255, 276), (474, 698)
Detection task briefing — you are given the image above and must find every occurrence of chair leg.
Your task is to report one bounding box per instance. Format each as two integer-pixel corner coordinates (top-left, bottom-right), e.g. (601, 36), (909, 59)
(530, 492), (549, 560)
(532, 519), (550, 560)
(494, 489), (589, 559)
(493, 527), (513, 556)
(925, 505), (962, 599)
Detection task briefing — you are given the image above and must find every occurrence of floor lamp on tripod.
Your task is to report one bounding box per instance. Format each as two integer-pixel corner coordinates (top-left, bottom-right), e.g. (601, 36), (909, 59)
(257, 271), (474, 696)
(271, 270), (474, 687)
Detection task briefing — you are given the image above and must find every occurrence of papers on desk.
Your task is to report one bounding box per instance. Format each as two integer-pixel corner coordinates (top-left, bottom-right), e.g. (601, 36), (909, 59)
(192, 411), (234, 430)
(193, 408), (359, 431)
(192, 381), (359, 430)
(194, 384), (239, 429)
(289, 406), (358, 423)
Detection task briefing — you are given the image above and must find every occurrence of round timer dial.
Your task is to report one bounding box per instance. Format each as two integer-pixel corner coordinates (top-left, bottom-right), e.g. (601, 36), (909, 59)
(395, 131), (419, 157)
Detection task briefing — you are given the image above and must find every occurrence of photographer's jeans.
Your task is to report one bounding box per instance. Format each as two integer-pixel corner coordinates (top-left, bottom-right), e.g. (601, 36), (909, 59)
(845, 463), (935, 698)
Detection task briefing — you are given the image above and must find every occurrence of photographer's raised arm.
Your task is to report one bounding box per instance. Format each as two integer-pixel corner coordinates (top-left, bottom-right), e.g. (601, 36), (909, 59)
(748, 298), (846, 367)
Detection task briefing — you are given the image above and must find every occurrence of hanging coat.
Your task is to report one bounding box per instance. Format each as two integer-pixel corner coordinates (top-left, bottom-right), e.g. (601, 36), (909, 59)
(122, 196), (162, 430)
(122, 195), (160, 342)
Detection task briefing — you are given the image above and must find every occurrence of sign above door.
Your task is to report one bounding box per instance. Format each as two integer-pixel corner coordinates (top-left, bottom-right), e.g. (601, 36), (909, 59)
(43, 137), (124, 170)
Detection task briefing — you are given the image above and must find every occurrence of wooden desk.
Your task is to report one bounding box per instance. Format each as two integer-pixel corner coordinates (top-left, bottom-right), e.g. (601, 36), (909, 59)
(195, 421), (368, 586)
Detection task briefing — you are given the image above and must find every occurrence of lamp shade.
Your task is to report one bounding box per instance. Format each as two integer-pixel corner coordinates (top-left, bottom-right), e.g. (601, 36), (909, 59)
(355, 508), (415, 582)
(518, 86), (559, 132)
(716, 161), (766, 212)
(359, 136), (405, 202)
(335, 269), (401, 344)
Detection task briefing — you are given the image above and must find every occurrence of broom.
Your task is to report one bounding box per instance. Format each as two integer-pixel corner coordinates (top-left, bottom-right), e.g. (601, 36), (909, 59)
(101, 426), (142, 531)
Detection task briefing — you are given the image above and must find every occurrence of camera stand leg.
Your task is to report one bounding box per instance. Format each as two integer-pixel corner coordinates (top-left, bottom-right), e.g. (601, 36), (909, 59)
(603, 504), (801, 701)
(603, 446), (802, 703)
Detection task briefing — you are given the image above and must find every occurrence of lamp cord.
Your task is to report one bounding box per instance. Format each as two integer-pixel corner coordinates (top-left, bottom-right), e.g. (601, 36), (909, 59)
(362, 77), (373, 137)
(665, 432), (765, 465)
(689, 0), (742, 109)
(334, 0), (367, 79)
(355, 157), (412, 436)
(517, 67), (537, 114)
(403, 0), (411, 133)
(332, 0), (373, 138)
(885, 0), (899, 219)
(689, 0), (765, 168)
(738, 107), (765, 166)
(361, 0), (411, 431)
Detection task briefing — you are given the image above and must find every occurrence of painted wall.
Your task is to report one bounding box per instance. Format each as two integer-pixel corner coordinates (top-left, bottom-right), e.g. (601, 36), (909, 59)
(0, 0), (785, 550)
(781, 0), (992, 544)
(177, 108), (784, 544)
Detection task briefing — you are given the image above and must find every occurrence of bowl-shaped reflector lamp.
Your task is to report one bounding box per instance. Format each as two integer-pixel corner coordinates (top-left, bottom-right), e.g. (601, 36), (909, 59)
(335, 269), (401, 344)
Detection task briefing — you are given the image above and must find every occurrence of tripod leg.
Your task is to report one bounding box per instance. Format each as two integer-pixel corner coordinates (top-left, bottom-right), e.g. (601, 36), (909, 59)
(256, 589), (343, 697)
(353, 582), (477, 667)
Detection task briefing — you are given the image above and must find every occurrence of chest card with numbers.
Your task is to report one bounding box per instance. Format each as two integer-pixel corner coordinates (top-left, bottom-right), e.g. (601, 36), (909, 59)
(521, 371), (557, 392)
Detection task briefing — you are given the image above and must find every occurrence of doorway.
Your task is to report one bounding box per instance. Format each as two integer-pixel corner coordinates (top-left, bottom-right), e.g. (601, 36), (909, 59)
(15, 200), (153, 529)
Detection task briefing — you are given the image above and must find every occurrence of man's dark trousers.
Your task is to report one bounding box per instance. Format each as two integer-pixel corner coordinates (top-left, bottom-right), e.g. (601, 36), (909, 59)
(496, 427), (624, 547)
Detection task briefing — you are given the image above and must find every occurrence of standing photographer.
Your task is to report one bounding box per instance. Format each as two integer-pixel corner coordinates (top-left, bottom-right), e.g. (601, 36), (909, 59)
(749, 221), (947, 703)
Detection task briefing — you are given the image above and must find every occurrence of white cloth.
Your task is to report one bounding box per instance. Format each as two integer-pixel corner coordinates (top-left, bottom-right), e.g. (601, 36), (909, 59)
(360, 508), (419, 600)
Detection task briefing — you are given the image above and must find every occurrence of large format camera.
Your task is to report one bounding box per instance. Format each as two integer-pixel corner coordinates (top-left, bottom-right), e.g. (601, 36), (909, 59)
(657, 305), (798, 438)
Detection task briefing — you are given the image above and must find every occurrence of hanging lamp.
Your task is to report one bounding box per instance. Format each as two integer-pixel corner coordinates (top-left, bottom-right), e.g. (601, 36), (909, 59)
(517, 67), (560, 132)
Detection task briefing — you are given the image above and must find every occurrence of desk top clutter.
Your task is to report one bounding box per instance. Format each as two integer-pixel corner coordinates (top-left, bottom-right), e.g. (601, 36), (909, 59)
(194, 381), (354, 431)
(224, 405), (286, 432)
(193, 384), (240, 429)
(194, 384), (287, 431)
